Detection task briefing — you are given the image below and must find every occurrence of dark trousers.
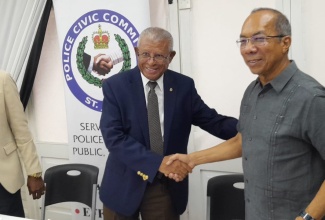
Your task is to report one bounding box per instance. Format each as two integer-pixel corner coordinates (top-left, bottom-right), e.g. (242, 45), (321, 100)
(0, 184), (25, 217)
(103, 178), (179, 220)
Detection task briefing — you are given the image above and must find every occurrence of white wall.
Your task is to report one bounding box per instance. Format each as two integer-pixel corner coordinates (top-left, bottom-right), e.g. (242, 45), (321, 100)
(290, 0), (325, 84)
(25, 0), (325, 219)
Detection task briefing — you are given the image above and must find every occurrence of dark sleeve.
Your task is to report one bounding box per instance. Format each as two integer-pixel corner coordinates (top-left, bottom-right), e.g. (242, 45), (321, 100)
(83, 52), (91, 70)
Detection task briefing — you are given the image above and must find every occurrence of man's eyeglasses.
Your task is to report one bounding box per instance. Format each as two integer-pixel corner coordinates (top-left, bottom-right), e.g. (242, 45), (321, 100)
(137, 52), (169, 63)
(236, 35), (285, 48)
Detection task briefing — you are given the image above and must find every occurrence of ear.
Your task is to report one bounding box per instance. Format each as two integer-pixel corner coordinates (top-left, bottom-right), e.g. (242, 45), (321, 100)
(168, 51), (176, 63)
(282, 36), (291, 53)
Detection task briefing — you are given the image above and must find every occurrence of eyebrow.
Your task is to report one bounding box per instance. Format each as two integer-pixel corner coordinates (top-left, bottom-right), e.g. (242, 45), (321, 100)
(239, 31), (265, 38)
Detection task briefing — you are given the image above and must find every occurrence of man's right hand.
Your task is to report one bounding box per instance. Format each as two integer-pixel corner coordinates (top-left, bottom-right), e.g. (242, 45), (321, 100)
(159, 155), (193, 182)
(167, 153), (195, 168)
(165, 154), (196, 182)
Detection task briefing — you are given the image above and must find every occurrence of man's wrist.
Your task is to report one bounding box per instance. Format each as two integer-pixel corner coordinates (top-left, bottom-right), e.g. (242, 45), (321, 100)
(299, 210), (315, 220)
(156, 171), (164, 179)
(29, 172), (42, 178)
(188, 153), (196, 168)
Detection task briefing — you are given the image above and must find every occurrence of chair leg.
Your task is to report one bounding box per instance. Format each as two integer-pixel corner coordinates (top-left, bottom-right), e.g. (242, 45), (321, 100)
(91, 184), (97, 220)
(206, 197), (210, 220)
(41, 194), (46, 220)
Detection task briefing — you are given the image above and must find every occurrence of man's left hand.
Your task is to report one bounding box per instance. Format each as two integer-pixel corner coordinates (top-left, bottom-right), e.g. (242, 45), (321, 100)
(27, 176), (46, 199)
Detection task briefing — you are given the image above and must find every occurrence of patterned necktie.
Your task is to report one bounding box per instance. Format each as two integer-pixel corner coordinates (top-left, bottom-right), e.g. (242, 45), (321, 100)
(147, 81), (163, 155)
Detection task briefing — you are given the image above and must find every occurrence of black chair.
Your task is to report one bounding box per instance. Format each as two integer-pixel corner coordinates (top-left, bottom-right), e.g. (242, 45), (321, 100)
(207, 174), (245, 220)
(41, 163), (99, 220)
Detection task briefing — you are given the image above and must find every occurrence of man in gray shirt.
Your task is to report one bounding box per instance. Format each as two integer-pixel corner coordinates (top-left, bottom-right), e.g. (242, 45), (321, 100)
(167, 7), (325, 220)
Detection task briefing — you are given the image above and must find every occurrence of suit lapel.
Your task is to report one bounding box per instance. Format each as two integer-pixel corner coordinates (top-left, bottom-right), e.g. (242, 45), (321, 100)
(163, 70), (177, 150)
(128, 67), (150, 148)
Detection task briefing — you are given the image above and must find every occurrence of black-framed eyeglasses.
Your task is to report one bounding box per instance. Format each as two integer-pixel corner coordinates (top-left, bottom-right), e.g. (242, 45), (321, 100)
(236, 35), (285, 48)
(137, 52), (169, 63)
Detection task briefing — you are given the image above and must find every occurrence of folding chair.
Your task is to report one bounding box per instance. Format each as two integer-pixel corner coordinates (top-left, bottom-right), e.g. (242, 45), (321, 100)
(207, 174), (245, 220)
(41, 163), (99, 220)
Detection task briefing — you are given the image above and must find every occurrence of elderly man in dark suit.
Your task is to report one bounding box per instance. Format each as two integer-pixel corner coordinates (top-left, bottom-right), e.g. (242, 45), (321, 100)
(99, 27), (238, 220)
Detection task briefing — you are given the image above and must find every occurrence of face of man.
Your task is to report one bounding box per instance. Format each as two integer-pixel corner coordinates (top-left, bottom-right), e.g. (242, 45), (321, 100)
(239, 10), (291, 84)
(135, 36), (176, 81)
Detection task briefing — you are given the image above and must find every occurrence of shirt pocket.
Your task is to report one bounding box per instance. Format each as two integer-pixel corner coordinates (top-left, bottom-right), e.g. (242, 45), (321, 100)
(271, 112), (300, 143)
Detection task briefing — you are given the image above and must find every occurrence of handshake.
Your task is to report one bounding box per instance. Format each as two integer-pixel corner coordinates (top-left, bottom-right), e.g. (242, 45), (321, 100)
(91, 50), (124, 76)
(160, 154), (194, 182)
(160, 133), (242, 182)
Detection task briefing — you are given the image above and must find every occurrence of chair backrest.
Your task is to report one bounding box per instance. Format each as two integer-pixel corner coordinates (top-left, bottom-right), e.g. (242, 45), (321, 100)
(41, 163), (99, 220)
(207, 174), (245, 220)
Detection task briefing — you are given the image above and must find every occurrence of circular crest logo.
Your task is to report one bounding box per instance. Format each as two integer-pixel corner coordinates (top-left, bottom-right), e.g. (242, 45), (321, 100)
(61, 9), (140, 111)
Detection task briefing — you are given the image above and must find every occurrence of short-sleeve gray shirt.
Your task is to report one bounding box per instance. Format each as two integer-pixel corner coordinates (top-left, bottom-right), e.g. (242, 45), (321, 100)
(237, 61), (325, 220)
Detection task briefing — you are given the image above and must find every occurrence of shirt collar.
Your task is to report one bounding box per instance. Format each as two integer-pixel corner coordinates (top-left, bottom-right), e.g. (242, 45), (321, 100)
(270, 60), (298, 93)
(254, 60), (298, 93)
(141, 73), (164, 91)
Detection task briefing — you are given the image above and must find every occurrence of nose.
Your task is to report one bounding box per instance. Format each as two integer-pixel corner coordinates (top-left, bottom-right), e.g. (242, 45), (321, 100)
(146, 56), (157, 64)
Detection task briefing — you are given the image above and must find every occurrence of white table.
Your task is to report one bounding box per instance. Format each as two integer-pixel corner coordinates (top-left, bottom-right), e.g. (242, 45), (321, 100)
(0, 215), (34, 220)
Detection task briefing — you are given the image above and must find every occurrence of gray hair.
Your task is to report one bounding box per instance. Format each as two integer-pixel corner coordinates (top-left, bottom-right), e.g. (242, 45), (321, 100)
(137, 27), (174, 51)
(251, 8), (291, 36)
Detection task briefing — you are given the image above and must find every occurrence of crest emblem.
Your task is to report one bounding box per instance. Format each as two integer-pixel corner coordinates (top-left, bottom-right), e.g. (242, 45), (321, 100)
(61, 9), (140, 111)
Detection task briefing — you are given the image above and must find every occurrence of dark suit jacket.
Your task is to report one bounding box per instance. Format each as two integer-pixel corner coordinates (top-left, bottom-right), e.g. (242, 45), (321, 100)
(99, 66), (238, 216)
